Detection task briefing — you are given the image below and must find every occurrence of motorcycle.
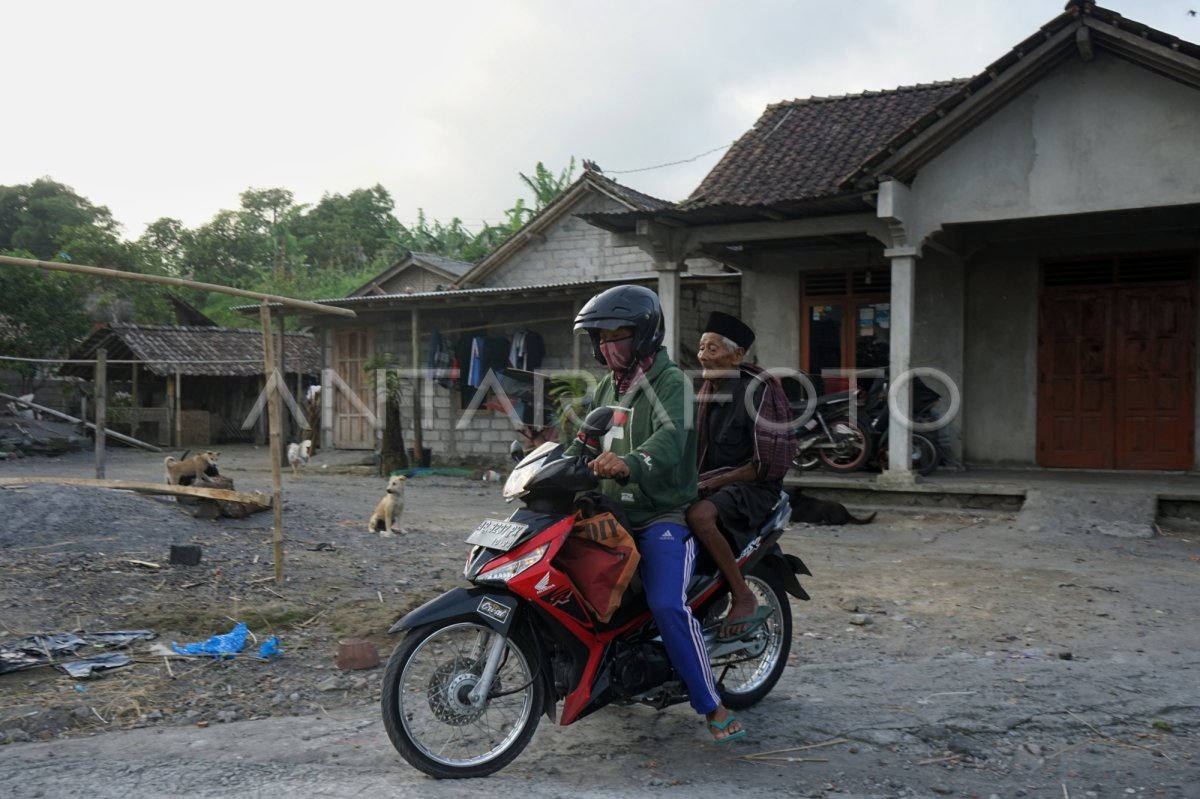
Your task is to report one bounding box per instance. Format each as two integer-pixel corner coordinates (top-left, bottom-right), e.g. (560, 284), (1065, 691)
(790, 387), (873, 473)
(863, 374), (942, 476)
(381, 406), (811, 779)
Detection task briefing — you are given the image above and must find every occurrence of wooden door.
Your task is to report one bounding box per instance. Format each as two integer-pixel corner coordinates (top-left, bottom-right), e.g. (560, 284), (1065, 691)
(333, 327), (375, 450)
(1037, 290), (1114, 468)
(1037, 265), (1194, 470)
(1114, 287), (1194, 469)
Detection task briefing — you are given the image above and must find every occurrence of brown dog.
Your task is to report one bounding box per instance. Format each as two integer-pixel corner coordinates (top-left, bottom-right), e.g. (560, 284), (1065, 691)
(368, 475), (406, 536)
(787, 489), (876, 525)
(164, 451), (221, 486)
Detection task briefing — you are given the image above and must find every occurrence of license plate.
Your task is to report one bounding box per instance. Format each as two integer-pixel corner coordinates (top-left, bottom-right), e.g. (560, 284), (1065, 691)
(466, 519), (528, 551)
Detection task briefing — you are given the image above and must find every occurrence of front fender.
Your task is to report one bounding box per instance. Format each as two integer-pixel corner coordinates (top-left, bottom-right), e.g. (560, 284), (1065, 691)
(388, 586), (520, 636)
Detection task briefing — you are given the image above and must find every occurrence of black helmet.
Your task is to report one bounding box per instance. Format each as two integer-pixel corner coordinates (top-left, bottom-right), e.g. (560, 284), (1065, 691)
(574, 284), (665, 365)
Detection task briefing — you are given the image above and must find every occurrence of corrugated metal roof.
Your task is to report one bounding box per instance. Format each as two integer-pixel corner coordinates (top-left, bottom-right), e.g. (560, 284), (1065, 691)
(61, 324), (320, 378)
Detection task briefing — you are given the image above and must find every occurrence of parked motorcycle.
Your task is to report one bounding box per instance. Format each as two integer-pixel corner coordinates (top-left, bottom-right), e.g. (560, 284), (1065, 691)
(863, 374), (942, 476)
(381, 406), (811, 779)
(790, 388), (873, 473)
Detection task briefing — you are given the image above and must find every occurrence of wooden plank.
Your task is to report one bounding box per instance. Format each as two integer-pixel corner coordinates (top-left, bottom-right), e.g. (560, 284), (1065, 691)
(0, 476), (271, 507)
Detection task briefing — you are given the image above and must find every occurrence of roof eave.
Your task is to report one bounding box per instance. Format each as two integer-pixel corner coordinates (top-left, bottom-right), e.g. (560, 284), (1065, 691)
(843, 8), (1200, 189)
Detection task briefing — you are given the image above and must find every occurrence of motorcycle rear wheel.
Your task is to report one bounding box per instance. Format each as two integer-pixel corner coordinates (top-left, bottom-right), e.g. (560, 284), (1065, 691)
(792, 440), (820, 472)
(714, 563), (792, 710)
(879, 431), (940, 476)
(381, 620), (544, 779)
(817, 420), (872, 472)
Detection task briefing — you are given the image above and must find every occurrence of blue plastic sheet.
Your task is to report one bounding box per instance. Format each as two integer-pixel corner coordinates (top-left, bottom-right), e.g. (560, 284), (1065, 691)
(171, 622), (249, 658)
(256, 636), (282, 659)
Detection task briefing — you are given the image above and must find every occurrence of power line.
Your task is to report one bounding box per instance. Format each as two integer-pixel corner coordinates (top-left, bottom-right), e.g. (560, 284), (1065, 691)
(603, 143), (732, 176)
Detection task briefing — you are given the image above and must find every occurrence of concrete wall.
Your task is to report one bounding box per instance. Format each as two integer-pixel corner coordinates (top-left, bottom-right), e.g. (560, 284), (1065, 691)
(912, 251), (965, 466)
(487, 193), (648, 287)
(959, 226), (1200, 467)
(961, 245), (1040, 466)
(906, 51), (1200, 243)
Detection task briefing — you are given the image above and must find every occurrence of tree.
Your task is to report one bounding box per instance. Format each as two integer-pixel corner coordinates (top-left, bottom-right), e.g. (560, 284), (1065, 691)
(294, 184), (403, 274)
(0, 178), (117, 260)
(239, 188), (309, 283)
(0, 249), (91, 383)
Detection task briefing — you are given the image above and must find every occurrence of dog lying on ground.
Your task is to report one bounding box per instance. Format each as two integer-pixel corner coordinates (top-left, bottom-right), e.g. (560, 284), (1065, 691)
(787, 488), (876, 525)
(368, 475), (407, 536)
(287, 439), (312, 476)
(165, 450), (221, 486)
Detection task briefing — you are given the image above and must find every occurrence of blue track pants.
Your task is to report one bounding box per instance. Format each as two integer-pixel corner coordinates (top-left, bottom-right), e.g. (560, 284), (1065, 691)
(636, 521), (720, 715)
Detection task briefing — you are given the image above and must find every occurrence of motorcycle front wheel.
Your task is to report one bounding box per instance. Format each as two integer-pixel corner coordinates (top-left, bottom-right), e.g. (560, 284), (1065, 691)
(381, 620), (544, 779)
(817, 420), (872, 472)
(713, 563), (793, 710)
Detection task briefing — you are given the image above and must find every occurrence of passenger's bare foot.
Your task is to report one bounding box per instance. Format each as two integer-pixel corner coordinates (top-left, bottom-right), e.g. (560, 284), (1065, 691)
(705, 705), (746, 743)
(718, 592), (762, 639)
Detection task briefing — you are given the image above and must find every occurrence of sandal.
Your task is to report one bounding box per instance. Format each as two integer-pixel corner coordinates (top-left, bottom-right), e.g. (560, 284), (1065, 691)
(716, 605), (773, 643)
(707, 712), (747, 744)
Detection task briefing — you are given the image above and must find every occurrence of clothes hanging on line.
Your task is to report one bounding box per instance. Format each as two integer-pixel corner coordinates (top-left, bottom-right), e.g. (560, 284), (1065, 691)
(507, 329), (546, 371)
(427, 329), (459, 389)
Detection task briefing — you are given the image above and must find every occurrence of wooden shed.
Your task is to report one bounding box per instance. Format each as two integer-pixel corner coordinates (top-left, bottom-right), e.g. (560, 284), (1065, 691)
(60, 324), (320, 447)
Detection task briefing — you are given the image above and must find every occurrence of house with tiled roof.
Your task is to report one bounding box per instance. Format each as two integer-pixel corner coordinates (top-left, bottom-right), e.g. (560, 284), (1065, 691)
(349, 252), (474, 296)
(585, 0), (1200, 476)
(288, 168), (738, 464)
(60, 324), (320, 446)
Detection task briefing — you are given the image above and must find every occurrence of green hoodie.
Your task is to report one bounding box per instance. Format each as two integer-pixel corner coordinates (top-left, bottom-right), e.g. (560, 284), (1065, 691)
(566, 348), (698, 527)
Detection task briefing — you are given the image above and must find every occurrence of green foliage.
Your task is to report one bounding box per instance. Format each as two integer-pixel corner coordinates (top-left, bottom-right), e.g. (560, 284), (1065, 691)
(0, 160), (581, 365)
(518, 158), (577, 211)
(0, 249), (91, 376)
(548, 370), (597, 440)
(0, 178), (116, 260)
(293, 184), (403, 274)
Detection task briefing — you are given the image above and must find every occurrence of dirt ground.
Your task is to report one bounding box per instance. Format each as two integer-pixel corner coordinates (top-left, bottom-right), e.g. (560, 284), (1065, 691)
(0, 443), (497, 739)
(1, 441), (1199, 798)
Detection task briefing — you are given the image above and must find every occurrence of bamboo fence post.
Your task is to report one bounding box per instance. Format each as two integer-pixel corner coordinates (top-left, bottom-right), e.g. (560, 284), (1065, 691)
(94, 348), (107, 479)
(260, 301), (286, 585)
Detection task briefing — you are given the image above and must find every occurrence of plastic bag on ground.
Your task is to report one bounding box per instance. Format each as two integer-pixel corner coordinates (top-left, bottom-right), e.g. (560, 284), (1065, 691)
(171, 622), (249, 658)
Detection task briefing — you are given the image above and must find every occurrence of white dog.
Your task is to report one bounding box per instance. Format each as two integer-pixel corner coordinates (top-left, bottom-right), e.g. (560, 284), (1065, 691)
(368, 475), (406, 536)
(287, 439), (312, 476)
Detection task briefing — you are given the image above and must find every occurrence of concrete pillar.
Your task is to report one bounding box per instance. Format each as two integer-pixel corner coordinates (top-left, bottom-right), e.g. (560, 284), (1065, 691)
(655, 264), (682, 360)
(883, 247), (918, 484)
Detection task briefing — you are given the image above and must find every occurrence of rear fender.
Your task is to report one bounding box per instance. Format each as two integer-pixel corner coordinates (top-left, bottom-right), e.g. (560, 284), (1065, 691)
(761, 552), (812, 601)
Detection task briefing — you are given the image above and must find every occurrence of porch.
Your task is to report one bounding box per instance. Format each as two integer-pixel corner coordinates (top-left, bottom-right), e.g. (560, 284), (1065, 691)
(790, 467), (1200, 537)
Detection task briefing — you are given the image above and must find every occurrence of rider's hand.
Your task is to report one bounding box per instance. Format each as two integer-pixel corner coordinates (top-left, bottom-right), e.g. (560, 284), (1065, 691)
(590, 451), (630, 480)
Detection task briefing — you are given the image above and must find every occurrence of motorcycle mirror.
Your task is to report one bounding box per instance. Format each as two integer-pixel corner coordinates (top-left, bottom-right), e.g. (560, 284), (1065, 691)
(576, 405), (628, 457)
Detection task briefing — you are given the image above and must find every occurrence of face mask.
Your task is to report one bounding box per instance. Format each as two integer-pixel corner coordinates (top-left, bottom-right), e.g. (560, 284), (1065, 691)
(599, 336), (635, 372)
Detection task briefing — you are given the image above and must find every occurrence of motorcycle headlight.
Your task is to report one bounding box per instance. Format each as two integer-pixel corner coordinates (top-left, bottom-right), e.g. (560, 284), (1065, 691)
(476, 544), (548, 585)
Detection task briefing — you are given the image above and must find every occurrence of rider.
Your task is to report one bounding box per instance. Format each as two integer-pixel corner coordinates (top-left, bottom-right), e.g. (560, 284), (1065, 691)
(566, 284), (746, 744)
(688, 311), (794, 640)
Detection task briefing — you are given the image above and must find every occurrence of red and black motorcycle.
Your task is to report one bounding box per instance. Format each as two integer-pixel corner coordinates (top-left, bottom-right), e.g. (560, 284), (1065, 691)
(380, 407), (811, 779)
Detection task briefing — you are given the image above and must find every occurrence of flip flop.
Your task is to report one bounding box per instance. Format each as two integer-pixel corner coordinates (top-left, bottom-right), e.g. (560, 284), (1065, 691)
(707, 713), (747, 744)
(716, 605), (773, 643)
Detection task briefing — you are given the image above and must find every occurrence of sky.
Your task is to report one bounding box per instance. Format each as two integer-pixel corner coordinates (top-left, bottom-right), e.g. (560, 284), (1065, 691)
(4, 0), (1195, 240)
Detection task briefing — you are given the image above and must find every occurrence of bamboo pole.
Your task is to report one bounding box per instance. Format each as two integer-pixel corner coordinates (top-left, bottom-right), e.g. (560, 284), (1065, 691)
(411, 308), (423, 466)
(0, 255), (356, 317)
(94, 349), (107, 479)
(260, 301), (286, 585)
